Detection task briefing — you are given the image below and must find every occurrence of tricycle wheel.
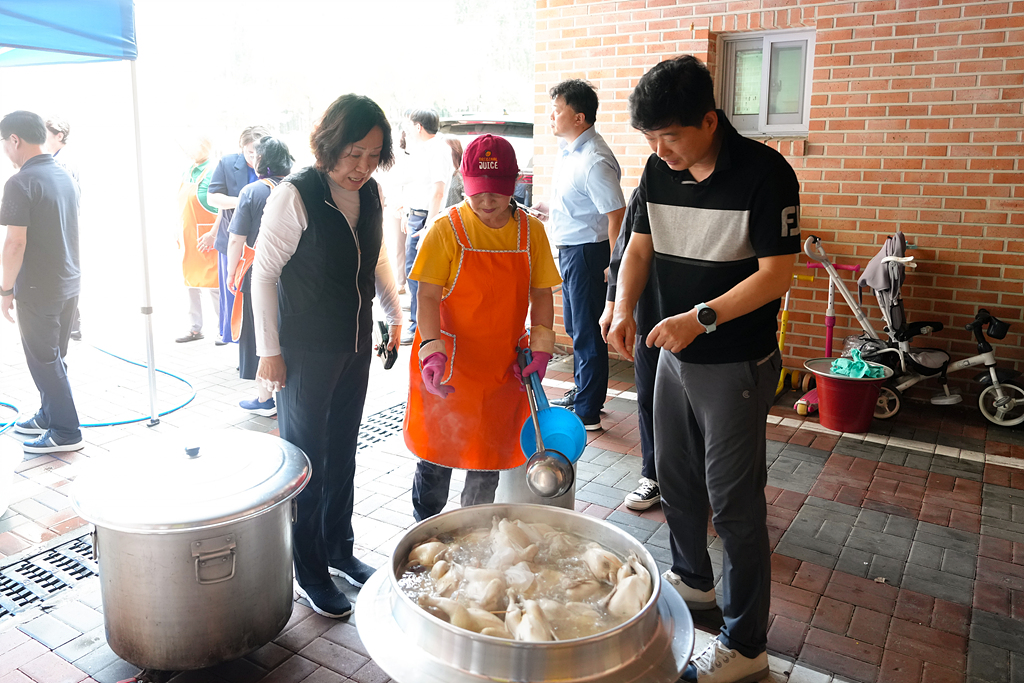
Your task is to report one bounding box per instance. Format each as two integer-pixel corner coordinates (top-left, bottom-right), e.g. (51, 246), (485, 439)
(801, 374), (815, 392)
(978, 380), (1024, 427)
(875, 383), (902, 420)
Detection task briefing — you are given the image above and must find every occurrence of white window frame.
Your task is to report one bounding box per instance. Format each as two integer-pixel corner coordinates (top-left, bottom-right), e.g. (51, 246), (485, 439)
(717, 29), (815, 137)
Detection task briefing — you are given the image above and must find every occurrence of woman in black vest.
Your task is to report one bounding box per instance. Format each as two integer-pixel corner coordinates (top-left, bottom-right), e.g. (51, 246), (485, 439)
(251, 95), (402, 618)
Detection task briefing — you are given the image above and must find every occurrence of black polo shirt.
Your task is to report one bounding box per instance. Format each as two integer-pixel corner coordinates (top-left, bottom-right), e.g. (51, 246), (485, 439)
(633, 111), (801, 364)
(0, 154), (80, 303)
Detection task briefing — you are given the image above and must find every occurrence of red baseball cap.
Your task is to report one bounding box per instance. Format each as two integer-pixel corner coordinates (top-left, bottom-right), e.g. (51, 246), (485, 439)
(461, 134), (520, 197)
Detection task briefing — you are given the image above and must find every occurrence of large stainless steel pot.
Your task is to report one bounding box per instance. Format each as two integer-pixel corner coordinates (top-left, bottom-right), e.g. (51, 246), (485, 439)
(357, 503), (694, 683)
(71, 431), (310, 671)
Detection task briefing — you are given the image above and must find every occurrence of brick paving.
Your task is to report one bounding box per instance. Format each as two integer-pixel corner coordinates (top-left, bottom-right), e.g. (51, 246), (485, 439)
(2, 321), (1023, 682)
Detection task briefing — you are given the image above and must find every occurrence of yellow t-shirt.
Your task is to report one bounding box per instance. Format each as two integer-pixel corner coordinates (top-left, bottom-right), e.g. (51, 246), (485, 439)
(410, 203), (562, 295)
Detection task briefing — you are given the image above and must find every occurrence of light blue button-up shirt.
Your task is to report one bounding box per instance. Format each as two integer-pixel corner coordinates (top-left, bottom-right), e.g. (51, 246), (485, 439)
(550, 126), (626, 247)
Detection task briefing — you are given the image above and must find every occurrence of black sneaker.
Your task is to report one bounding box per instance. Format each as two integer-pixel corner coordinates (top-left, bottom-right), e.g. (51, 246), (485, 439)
(295, 581), (353, 619)
(22, 429), (84, 454)
(175, 331), (203, 343)
(328, 556), (376, 588)
(551, 387), (577, 407)
(14, 414), (47, 436)
(579, 414), (602, 431)
(624, 478), (661, 510)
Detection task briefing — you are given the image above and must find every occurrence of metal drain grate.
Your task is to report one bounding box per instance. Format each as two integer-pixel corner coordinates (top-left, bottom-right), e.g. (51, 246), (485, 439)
(0, 534), (96, 620)
(357, 402), (406, 450)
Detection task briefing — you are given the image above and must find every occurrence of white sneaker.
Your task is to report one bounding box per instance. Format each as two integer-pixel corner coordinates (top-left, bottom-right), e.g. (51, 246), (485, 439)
(682, 638), (768, 683)
(624, 477), (660, 510)
(662, 570), (717, 610)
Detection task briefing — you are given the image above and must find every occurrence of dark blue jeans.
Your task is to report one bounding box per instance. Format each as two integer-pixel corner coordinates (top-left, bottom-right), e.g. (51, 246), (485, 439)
(558, 241), (610, 420)
(411, 460), (499, 522)
(404, 209), (428, 334)
(278, 345), (371, 589)
(17, 296), (81, 441)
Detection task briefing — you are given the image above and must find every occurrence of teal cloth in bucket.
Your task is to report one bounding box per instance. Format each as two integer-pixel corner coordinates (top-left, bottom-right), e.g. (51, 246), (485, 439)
(830, 349), (885, 378)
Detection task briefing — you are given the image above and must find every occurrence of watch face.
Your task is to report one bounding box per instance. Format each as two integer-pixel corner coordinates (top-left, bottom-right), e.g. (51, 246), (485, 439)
(697, 306), (716, 326)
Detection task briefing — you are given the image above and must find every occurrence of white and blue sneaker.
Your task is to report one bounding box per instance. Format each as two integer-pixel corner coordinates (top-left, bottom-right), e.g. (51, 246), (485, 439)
(239, 396), (276, 417)
(22, 429), (83, 454)
(13, 414), (47, 436)
(682, 638), (768, 683)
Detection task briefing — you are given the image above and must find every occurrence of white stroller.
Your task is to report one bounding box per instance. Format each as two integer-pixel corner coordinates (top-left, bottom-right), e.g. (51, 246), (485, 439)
(804, 234), (1023, 427)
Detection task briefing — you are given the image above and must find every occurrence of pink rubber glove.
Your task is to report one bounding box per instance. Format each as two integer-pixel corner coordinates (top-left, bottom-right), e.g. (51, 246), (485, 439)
(513, 351), (552, 383)
(421, 352), (455, 399)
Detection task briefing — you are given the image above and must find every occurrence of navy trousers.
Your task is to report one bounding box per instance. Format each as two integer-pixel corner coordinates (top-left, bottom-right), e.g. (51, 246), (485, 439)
(278, 345), (371, 589)
(404, 209), (428, 334)
(558, 241), (609, 420)
(654, 350), (781, 659)
(17, 297), (81, 441)
(634, 330), (658, 481)
(216, 251), (236, 344)
(411, 460), (500, 522)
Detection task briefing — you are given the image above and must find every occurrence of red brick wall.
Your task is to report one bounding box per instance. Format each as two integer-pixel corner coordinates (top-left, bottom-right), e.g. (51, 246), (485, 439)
(536, 0), (1024, 392)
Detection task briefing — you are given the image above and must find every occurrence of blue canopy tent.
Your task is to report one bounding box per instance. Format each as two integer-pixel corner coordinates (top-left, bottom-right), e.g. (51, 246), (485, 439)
(0, 0), (163, 424)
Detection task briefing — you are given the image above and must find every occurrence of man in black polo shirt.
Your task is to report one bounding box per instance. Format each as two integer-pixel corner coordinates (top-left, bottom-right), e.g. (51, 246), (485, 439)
(1, 110), (83, 454)
(609, 57), (800, 683)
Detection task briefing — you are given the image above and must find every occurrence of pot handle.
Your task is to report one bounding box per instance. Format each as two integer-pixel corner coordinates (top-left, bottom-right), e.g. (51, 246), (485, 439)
(192, 535), (237, 585)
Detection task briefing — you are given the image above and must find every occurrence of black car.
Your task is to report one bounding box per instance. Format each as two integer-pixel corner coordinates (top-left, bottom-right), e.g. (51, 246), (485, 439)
(439, 117), (534, 207)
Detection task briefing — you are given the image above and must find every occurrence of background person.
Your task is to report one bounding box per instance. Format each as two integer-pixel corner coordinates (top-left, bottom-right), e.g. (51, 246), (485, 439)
(226, 136), (294, 417)
(608, 56), (800, 683)
(442, 135), (464, 208)
(600, 187), (661, 511)
(251, 94), (401, 619)
(403, 134), (561, 521)
(207, 125), (270, 346)
(1, 110), (83, 454)
(545, 79), (625, 431)
(175, 134), (220, 343)
(400, 108), (452, 345)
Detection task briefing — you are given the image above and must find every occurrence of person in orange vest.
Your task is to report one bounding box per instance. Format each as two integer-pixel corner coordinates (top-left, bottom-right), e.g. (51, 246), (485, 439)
(175, 134), (220, 342)
(403, 134), (562, 521)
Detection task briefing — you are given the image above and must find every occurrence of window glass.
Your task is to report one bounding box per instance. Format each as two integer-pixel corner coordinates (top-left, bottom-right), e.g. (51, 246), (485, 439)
(768, 42), (805, 117)
(734, 49), (762, 116)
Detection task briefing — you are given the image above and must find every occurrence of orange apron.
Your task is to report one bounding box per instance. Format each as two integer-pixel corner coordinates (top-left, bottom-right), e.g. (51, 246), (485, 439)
(178, 163), (218, 289)
(404, 205), (532, 471)
(229, 179), (278, 341)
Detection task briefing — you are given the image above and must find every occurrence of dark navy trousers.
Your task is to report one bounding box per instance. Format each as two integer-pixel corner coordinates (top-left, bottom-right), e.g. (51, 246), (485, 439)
(17, 296), (81, 441)
(558, 241), (609, 420)
(411, 460), (499, 522)
(634, 330), (658, 481)
(278, 345), (371, 589)
(654, 350), (781, 659)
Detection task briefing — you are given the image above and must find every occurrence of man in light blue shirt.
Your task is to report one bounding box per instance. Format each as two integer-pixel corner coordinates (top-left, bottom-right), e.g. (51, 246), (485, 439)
(546, 80), (626, 430)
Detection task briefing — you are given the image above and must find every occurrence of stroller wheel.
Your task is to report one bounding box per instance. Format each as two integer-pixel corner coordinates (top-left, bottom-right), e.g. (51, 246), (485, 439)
(801, 373), (815, 393)
(978, 380), (1024, 427)
(875, 383), (902, 420)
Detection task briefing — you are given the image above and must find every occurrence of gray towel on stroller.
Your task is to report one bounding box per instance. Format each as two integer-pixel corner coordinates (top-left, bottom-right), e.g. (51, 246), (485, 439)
(859, 232), (907, 335)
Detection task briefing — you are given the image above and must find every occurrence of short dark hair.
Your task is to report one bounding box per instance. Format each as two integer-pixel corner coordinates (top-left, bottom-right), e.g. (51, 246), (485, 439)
(255, 136), (294, 178)
(549, 79), (599, 125)
(1, 111), (47, 145)
(239, 125), (271, 149)
(311, 94), (394, 174)
(45, 116), (71, 143)
(406, 109), (439, 135)
(629, 55), (717, 131)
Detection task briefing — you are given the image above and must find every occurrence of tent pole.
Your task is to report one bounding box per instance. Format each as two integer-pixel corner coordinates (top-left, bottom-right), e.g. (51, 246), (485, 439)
(130, 59), (160, 426)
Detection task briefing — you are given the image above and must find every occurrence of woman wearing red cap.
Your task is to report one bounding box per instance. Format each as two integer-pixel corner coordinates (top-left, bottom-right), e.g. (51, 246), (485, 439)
(403, 134), (561, 521)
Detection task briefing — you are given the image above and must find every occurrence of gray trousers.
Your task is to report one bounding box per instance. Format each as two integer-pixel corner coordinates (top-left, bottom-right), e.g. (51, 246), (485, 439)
(654, 349), (781, 659)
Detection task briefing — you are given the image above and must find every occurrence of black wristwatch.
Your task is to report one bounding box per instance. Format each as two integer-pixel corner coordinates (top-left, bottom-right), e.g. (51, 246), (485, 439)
(0, 286), (13, 297)
(694, 303), (717, 334)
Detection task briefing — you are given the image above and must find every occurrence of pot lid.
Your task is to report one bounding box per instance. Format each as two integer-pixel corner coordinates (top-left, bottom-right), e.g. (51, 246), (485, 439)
(71, 430), (311, 533)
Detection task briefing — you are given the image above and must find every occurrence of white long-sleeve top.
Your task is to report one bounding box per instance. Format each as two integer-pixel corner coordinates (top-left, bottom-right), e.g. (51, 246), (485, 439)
(251, 178), (402, 358)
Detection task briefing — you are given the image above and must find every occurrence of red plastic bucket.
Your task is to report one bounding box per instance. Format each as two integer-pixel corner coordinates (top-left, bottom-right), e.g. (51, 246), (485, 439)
(803, 359), (893, 433)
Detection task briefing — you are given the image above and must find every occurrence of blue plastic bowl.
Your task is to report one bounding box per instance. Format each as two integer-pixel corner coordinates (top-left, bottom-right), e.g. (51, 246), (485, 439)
(519, 371), (587, 463)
